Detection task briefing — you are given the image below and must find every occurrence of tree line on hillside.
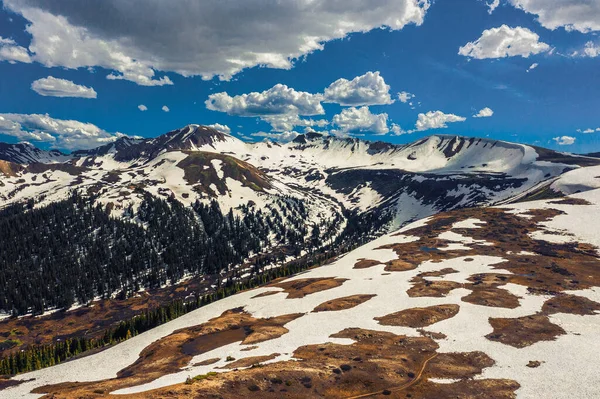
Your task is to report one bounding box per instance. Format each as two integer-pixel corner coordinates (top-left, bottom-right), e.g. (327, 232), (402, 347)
(0, 192), (344, 316)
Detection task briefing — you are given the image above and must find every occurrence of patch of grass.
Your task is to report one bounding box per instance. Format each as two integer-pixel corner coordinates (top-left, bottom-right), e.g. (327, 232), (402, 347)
(178, 151), (270, 194)
(0, 339), (21, 351)
(185, 371), (218, 384)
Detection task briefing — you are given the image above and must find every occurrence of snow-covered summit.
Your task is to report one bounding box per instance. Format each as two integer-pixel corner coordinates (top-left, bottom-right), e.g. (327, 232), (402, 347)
(1, 125), (599, 233)
(0, 142), (70, 164)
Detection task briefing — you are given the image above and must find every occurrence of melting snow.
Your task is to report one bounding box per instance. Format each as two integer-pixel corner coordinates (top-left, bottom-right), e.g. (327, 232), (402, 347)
(211, 159), (224, 180)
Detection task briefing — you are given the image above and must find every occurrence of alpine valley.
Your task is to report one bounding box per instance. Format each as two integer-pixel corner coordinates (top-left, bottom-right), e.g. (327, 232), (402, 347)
(1, 125), (600, 399)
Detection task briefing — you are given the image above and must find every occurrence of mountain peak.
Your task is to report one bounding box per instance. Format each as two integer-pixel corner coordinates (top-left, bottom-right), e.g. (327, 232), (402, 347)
(155, 124), (237, 151)
(292, 132), (325, 144)
(72, 136), (143, 158)
(0, 142), (69, 164)
(95, 124), (242, 162)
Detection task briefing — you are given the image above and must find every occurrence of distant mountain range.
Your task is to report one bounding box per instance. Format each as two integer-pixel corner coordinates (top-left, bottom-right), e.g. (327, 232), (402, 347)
(2, 124), (598, 231)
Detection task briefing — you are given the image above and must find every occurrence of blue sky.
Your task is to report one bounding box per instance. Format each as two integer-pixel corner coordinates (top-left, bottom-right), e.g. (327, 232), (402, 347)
(0, 0), (599, 153)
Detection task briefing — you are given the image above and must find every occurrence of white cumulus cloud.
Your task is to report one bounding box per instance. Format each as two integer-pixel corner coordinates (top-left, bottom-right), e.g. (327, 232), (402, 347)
(332, 106), (390, 136)
(261, 114), (328, 132)
(323, 71), (394, 106)
(31, 76), (97, 98)
(0, 36), (32, 64)
(205, 84), (333, 131)
(161, 105), (170, 112)
(206, 123), (231, 135)
(577, 128), (600, 134)
(459, 25), (550, 59)
(553, 136), (576, 146)
(0, 113), (127, 150)
(473, 107), (494, 118)
(206, 84), (324, 117)
(397, 91), (416, 103)
(583, 41), (600, 58)
(138, 104), (148, 111)
(486, 0), (500, 14)
(527, 63), (539, 72)
(2, 0), (430, 85)
(509, 0), (600, 33)
(252, 130), (300, 143)
(415, 111), (466, 131)
(391, 123), (409, 135)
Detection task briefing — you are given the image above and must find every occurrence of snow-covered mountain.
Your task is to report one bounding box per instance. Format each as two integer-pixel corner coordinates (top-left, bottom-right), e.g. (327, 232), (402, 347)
(2, 125), (600, 399)
(5, 178), (600, 399)
(0, 124), (597, 232)
(0, 142), (70, 164)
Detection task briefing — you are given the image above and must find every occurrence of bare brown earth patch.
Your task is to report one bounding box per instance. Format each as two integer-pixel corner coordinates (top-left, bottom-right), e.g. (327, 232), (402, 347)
(485, 293), (600, 348)
(32, 308), (301, 397)
(375, 304), (460, 328)
(0, 160), (23, 177)
(407, 279), (462, 298)
(251, 290), (281, 298)
(36, 328), (517, 399)
(461, 287), (521, 309)
(192, 357), (220, 366)
(418, 268), (459, 278)
(219, 353), (280, 369)
(486, 315), (566, 348)
(25, 162), (88, 176)
(178, 151), (271, 196)
(312, 294), (376, 312)
(384, 259), (418, 272)
(353, 258), (382, 269)
(0, 285), (197, 358)
(541, 294), (600, 315)
(379, 205), (600, 299)
(0, 376), (28, 390)
(548, 198), (592, 205)
(242, 325), (290, 345)
(417, 329), (447, 340)
(377, 204), (600, 351)
(268, 277), (347, 299)
(425, 351), (495, 380)
(241, 313), (303, 345)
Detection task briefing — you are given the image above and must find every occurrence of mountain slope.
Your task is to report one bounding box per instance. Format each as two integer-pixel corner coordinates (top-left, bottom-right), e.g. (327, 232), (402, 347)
(2, 126), (596, 226)
(4, 185), (600, 399)
(2, 126), (600, 398)
(0, 142), (69, 164)
(237, 133), (596, 228)
(0, 125), (598, 317)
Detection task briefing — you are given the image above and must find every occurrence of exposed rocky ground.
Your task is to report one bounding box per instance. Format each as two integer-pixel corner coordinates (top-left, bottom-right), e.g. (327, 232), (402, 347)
(2, 128), (600, 398)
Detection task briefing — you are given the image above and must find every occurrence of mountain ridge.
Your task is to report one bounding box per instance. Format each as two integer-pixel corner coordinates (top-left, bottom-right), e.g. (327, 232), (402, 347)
(1, 125), (598, 231)
(2, 124), (596, 167)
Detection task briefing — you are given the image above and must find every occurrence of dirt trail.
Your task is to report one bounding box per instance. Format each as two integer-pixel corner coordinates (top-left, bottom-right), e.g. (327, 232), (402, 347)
(345, 353), (439, 399)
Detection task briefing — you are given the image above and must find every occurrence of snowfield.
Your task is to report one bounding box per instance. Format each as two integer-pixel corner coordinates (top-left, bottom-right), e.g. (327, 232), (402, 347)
(2, 127), (594, 232)
(5, 187), (600, 399)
